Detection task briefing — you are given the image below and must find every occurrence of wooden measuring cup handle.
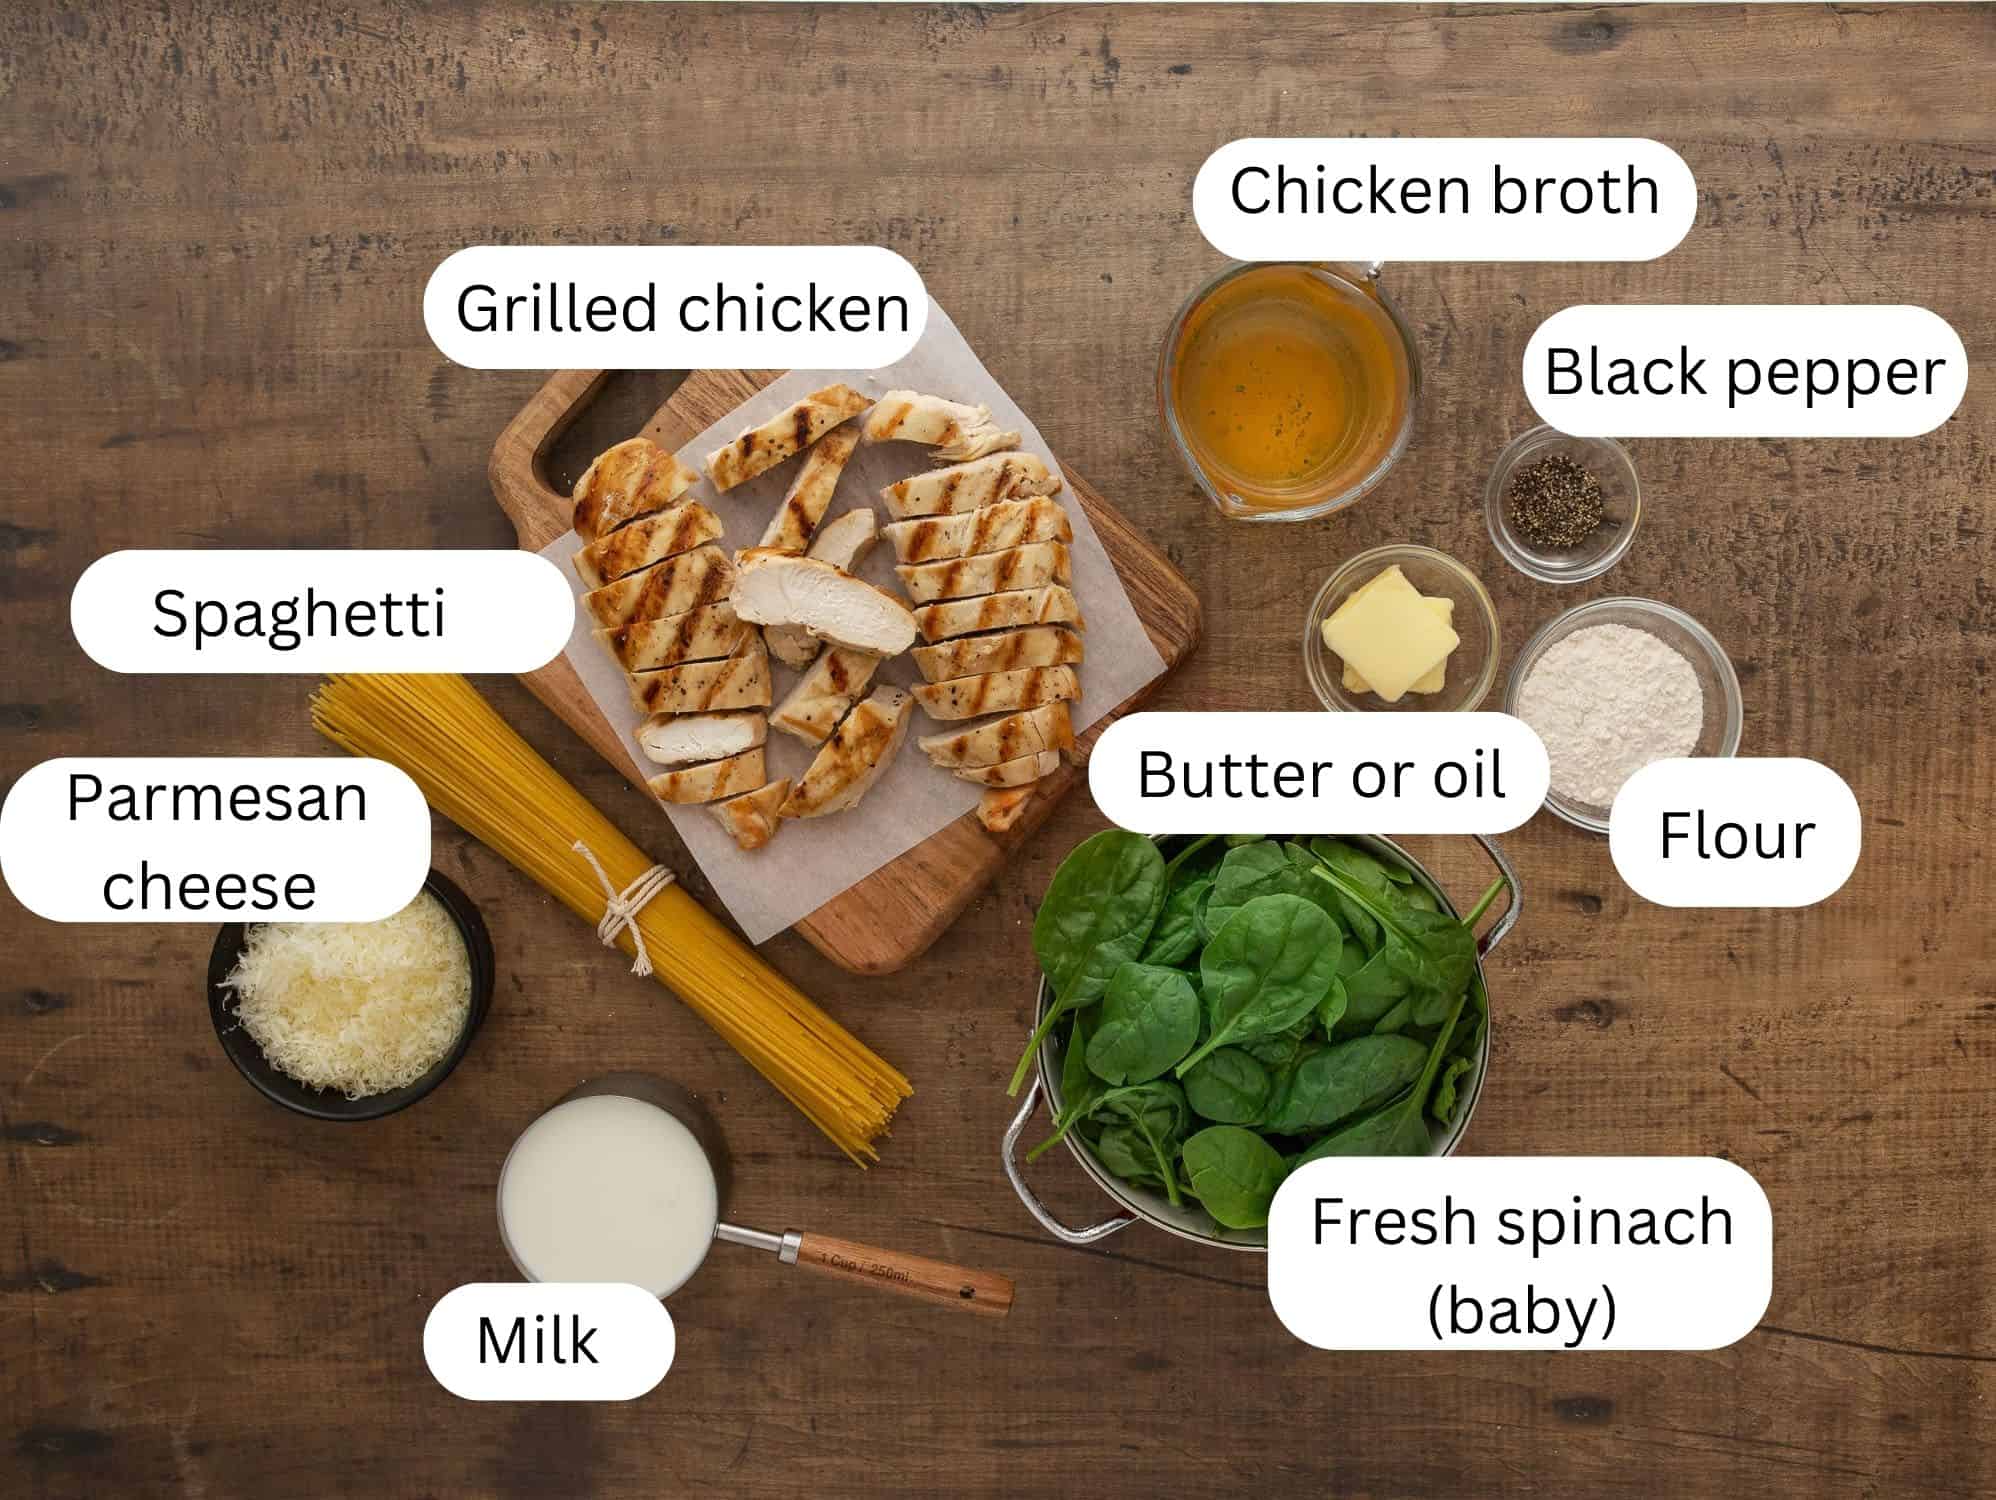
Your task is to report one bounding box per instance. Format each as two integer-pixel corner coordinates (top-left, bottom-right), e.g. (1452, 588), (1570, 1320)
(791, 1233), (1014, 1318)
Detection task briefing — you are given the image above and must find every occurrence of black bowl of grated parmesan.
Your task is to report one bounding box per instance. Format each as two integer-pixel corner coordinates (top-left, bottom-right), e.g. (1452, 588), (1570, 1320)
(207, 869), (494, 1121)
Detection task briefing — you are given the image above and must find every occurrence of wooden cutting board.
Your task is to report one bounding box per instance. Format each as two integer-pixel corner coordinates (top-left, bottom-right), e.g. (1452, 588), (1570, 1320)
(488, 368), (1201, 974)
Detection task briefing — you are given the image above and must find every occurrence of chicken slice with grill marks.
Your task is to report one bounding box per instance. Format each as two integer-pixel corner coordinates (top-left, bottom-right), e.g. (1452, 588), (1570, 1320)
(862, 390), (1019, 464)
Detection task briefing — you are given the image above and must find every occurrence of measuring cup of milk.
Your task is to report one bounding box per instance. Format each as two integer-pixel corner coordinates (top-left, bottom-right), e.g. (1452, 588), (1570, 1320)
(498, 1074), (1013, 1316)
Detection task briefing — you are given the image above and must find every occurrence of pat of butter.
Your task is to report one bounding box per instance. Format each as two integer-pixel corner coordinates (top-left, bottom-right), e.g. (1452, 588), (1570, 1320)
(1343, 596), (1456, 695)
(1321, 567), (1459, 703)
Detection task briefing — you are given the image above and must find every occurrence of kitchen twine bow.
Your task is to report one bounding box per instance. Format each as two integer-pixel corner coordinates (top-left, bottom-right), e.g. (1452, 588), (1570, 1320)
(572, 840), (676, 978)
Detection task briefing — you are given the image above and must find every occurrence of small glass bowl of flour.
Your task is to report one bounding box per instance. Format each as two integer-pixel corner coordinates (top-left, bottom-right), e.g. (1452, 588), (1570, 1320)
(1505, 598), (1743, 833)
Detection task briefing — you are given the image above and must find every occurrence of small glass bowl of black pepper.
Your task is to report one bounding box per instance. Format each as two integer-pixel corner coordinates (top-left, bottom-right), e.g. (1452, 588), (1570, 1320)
(1484, 426), (1640, 585)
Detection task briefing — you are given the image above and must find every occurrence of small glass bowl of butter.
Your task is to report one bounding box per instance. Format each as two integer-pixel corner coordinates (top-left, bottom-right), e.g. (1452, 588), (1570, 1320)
(1304, 544), (1501, 712)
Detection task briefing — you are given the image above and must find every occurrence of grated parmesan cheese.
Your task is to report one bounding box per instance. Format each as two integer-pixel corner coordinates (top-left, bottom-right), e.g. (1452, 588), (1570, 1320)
(224, 892), (471, 1098)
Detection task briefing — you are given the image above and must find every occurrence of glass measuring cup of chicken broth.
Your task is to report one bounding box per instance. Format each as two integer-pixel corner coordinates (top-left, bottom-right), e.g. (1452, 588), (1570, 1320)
(1159, 262), (1420, 521)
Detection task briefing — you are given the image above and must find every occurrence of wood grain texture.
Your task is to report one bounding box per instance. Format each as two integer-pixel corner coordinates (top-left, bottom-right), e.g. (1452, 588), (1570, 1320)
(2, 3), (1994, 1497)
(491, 364), (1197, 973)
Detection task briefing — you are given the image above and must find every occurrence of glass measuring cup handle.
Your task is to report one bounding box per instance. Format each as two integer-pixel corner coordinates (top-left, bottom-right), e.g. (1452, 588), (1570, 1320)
(1305, 259), (1386, 283)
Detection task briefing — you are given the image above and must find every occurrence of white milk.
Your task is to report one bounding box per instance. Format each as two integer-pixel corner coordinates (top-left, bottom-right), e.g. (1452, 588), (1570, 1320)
(499, 1093), (719, 1297)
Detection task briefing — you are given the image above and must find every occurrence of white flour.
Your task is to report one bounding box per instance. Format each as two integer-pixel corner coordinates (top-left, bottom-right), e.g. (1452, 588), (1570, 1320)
(1517, 623), (1703, 808)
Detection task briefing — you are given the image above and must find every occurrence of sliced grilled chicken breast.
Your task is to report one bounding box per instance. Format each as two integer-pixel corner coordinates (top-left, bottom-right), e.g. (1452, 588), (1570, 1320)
(977, 785), (1036, 834)
(917, 702), (1073, 770)
(574, 501), (724, 588)
(572, 438), (701, 543)
(648, 747), (766, 806)
(912, 625), (1084, 684)
(731, 552), (916, 656)
(913, 584), (1085, 643)
(952, 750), (1064, 787)
(879, 452), (1060, 520)
(595, 602), (747, 672)
(779, 687), (912, 819)
(801, 506), (879, 569)
(705, 384), (871, 492)
(763, 629), (820, 673)
(896, 542), (1072, 605)
(635, 709), (767, 768)
(764, 507), (880, 668)
(911, 665), (1079, 722)
(628, 637), (771, 715)
(862, 390), (1019, 463)
(883, 497), (1072, 564)
(758, 425), (860, 553)
(770, 647), (882, 745)
(708, 779), (790, 852)
(581, 544), (734, 628)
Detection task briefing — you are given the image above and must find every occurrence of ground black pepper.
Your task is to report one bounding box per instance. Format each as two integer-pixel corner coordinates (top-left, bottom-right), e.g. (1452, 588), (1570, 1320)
(1506, 454), (1605, 549)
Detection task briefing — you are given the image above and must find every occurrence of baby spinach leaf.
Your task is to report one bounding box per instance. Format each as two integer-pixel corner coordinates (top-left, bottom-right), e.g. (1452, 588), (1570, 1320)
(1445, 990), (1486, 1066)
(1340, 945), (1410, 1022)
(1182, 1125), (1289, 1229)
(1032, 1074), (1187, 1167)
(1182, 1046), (1274, 1125)
(1061, 1009), (1099, 1111)
(1336, 937), (1368, 980)
(1090, 1080), (1190, 1206)
(1163, 833), (1224, 875)
(1142, 868), (1216, 967)
(1285, 843), (1345, 922)
(1260, 1035), (1431, 1135)
(1292, 977), (1474, 1160)
(1311, 836), (1415, 886)
(1093, 1077), (1190, 1137)
(1243, 1017), (1313, 1073)
(1202, 842), (1303, 936)
(1307, 863), (1479, 1024)
(1014, 831), (1167, 1095)
(1390, 909), (1478, 1024)
(1086, 963), (1200, 1085)
(1432, 1055), (1472, 1124)
(1430, 980), (1487, 1122)
(1307, 837), (1396, 948)
(1092, 1122), (1162, 1186)
(1025, 1011), (1103, 1163)
(1370, 995), (1413, 1035)
(1315, 974), (1349, 1034)
(1176, 895), (1343, 1076)
(1289, 1088), (1419, 1164)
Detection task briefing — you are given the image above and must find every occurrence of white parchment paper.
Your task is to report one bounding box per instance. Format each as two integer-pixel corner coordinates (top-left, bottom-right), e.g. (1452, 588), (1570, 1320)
(542, 300), (1167, 944)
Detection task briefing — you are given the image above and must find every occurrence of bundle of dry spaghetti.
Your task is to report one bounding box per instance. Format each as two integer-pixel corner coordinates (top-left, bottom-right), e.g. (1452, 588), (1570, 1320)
(311, 674), (909, 1164)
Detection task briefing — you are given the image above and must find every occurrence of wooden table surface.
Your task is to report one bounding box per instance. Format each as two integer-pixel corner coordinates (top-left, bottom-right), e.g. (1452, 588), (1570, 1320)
(4, 4), (1992, 1496)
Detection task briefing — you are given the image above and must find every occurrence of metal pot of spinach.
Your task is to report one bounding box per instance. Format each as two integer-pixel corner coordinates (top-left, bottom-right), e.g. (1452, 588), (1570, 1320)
(1000, 831), (1520, 1250)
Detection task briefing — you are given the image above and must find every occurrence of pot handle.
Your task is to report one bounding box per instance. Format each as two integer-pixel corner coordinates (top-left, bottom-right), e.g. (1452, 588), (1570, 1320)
(1001, 1076), (1138, 1246)
(1469, 832), (1522, 958)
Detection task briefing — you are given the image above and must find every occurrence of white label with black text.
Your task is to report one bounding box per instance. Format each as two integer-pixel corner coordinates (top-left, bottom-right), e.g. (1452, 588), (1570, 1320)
(0, 757), (429, 922)
(1193, 137), (1695, 262)
(1269, 1158), (1772, 1351)
(424, 244), (927, 369)
(1090, 712), (1549, 835)
(424, 1284), (674, 1402)
(1609, 757), (1861, 907)
(72, 550), (574, 674)
(1524, 304), (1965, 437)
